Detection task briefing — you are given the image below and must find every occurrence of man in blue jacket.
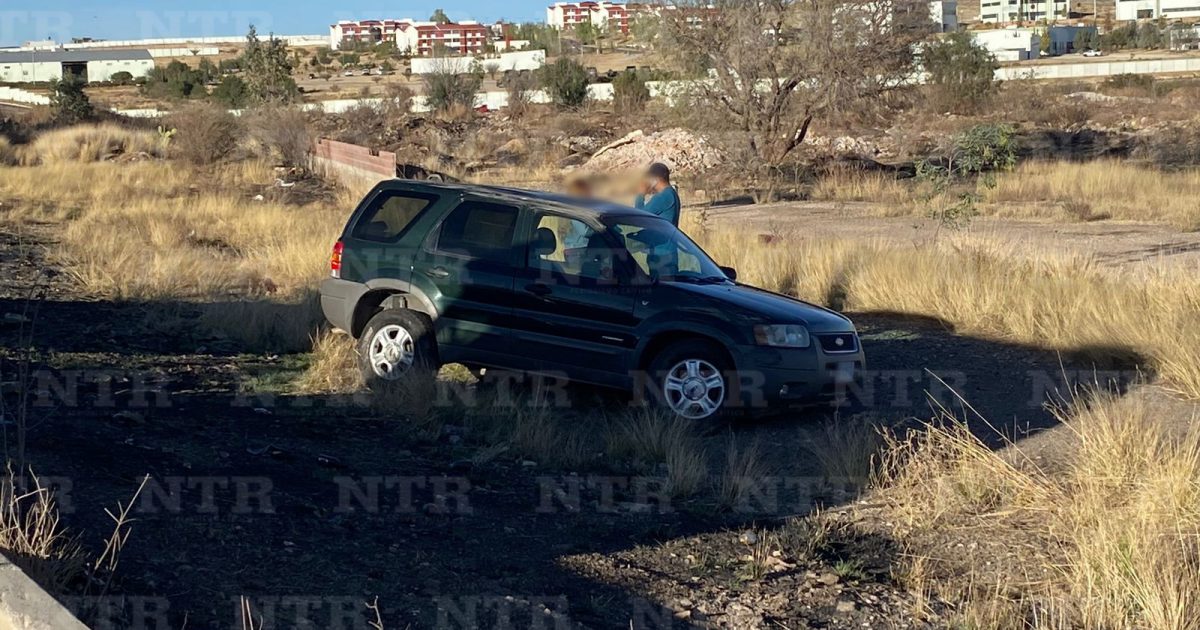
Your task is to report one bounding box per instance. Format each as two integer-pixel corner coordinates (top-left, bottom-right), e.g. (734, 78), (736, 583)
(634, 163), (680, 226)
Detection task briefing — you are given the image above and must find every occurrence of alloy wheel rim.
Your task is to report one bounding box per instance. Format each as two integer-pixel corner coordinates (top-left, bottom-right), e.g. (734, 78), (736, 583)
(368, 324), (415, 380)
(664, 359), (725, 420)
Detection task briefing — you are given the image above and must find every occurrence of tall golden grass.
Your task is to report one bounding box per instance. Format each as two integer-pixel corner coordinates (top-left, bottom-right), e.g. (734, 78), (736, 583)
(694, 223), (1200, 399)
(880, 391), (1200, 629)
(810, 161), (1200, 229)
(18, 123), (165, 165)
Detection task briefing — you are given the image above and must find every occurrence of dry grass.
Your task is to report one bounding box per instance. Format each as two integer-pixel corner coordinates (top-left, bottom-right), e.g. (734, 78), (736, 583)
(983, 160), (1200, 229)
(879, 390), (1200, 630)
(718, 437), (769, 509)
(0, 129), (348, 351)
(808, 160), (1200, 229)
(294, 329), (364, 394)
(0, 470), (86, 592)
(695, 223), (1200, 399)
(0, 136), (16, 166)
(19, 124), (164, 165)
(605, 409), (707, 497)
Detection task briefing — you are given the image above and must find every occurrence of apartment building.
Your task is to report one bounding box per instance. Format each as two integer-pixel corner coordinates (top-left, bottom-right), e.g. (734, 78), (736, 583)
(546, 2), (649, 35)
(329, 20), (409, 50)
(930, 0), (959, 31)
(1116, 0), (1200, 20)
(396, 21), (491, 56)
(330, 18), (492, 55)
(979, 0), (1069, 23)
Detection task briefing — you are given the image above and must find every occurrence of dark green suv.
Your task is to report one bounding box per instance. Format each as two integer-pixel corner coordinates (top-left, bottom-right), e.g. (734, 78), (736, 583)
(320, 181), (864, 420)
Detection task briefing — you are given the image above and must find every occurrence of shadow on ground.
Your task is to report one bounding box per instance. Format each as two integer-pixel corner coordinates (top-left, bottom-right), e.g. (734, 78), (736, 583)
(0, 292), (1147, 629)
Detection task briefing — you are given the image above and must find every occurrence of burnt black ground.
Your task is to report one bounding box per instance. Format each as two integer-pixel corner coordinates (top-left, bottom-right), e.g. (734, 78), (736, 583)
(0, 222), (1120, 629)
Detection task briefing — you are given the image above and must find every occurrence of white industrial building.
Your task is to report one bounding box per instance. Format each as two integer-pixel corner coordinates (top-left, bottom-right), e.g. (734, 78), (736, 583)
(1116, 0), (1200, 20)
(973, 27), (1041, 61)
(0, 49), (154, 84)
(979, 0), (1069, 23)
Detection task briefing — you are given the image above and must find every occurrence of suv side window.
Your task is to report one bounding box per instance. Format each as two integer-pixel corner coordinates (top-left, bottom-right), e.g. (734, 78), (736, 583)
(352, 190), (439, 242)
(436, 201), (520, 263)
(528, 214), (598, 277)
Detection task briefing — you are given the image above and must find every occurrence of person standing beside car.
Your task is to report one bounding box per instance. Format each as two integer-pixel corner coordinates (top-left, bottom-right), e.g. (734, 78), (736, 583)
(635, 163), (681, 227)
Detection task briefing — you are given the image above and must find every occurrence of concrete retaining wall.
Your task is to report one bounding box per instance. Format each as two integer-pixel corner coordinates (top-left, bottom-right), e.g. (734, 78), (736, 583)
(0, 554), (88, 629)
(996, 56), (1200, 80)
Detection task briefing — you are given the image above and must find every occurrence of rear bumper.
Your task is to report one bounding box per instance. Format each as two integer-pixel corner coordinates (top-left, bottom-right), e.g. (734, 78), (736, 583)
(729, 342), (866, 410)
(320, 277), (366, 335)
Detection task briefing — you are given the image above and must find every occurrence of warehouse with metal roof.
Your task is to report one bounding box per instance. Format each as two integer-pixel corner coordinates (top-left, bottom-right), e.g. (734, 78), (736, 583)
(0, 49), (154, 84)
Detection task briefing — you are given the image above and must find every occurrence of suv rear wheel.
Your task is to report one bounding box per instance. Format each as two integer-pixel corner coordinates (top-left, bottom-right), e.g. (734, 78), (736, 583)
(358, 309), (437, 389)
(647, 339), (733, 422)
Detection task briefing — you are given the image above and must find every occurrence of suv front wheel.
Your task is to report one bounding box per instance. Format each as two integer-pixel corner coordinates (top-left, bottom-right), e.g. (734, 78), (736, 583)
(647, 339), (733, 423)
(358, 309), (437, 389)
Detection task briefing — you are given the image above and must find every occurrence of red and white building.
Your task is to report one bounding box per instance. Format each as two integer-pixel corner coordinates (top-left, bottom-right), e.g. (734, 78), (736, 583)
(330, 18), (492, 55)
(546, 2), (649, 35)
(396, 21), (491, 56)
(329, 20), (409, 50)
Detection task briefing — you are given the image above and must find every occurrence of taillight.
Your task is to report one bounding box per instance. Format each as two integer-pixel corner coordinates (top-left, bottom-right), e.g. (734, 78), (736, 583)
(330, 241), (344, 278)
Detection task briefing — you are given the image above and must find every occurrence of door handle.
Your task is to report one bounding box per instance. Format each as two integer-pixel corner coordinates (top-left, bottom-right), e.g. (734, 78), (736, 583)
(525, 283), (552, 297)
(424, 266), (451, 279)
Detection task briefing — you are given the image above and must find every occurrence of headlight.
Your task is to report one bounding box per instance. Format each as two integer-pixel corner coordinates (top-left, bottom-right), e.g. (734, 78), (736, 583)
(753, 324), (811, 348)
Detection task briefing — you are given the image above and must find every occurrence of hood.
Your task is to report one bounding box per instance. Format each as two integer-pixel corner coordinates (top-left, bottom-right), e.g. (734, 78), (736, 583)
(667, 281), (854, 333)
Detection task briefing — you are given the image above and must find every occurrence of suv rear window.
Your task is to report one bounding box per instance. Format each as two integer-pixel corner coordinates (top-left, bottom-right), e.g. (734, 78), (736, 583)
(352, 191), (438, 242)
(436, 201), (519, 263)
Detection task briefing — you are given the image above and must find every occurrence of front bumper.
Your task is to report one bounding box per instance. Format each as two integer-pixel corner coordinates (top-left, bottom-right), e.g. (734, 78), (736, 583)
(728, 338), (866, 409)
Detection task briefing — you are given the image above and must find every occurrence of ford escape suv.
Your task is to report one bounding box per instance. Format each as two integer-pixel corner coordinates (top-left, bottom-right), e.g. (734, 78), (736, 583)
(320, 181), (864, 421)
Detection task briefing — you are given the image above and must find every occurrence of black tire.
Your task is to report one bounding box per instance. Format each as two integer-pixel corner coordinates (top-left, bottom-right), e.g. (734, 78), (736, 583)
(644, 339), (736, 425)
(357, 309), (438, 390)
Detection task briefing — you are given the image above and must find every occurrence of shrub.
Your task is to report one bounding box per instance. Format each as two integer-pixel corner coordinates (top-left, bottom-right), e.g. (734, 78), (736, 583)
(211, 75), (249, 108)
(245, 107), (312, 169)
(110, 71), (135, 86)
(612, 70), (650, 113)
(539, 57), (590, 109)
(1101, 73), (1154, 95)
(922, 31), (999, 113)
(505, 72), (536, 119)
(423, 61), (483, 112)
(142, 60), (207, 99)
(49, 77), (95, 123)
(165, 103), (242, 165)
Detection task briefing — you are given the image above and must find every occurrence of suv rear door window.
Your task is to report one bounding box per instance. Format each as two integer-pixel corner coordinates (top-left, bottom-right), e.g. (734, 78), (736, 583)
(436, 201), (520, 263)
(352, 191), (439, 242)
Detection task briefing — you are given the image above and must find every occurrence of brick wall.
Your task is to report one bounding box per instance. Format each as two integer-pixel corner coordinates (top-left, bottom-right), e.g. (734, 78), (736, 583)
(312, 138), (397, 177)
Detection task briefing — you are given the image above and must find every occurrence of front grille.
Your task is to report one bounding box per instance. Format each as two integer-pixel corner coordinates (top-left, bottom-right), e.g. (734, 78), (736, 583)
(817, 333), (859, 354)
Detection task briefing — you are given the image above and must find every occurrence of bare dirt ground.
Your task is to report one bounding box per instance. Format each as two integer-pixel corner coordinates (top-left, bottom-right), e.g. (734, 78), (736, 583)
(0, 208), (1129, 628)
(699, 200), (1200, 272)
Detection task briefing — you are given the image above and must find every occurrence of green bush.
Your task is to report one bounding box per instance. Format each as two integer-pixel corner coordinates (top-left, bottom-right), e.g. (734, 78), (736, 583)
(142, 60), (206, 99)
(922, 32), (999, 113)
(539, 57), (590, 109)
(423, 63), (483, 112)
(212, 75), (250, 108)
(110, 71), (135, 86)
(49, 76), (95, 123)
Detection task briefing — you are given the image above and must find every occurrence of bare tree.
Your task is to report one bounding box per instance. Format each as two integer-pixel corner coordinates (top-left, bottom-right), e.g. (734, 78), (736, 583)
(662, 0), (932, 200)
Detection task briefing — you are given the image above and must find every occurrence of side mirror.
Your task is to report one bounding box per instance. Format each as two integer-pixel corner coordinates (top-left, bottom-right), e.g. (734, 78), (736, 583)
(720, 266), (738, 282)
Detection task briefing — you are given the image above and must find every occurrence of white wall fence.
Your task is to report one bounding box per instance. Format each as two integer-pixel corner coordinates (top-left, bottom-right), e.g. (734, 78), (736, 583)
(410, 50), (547, 75)
(996, 56), (1200, 80)
(0, 86), (50, 105)
(62, 35), (326, 50)
(147, 47), (221, 58)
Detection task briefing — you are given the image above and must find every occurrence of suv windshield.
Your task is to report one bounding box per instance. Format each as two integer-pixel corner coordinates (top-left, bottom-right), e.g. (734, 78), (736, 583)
(603, 215), (727, 283)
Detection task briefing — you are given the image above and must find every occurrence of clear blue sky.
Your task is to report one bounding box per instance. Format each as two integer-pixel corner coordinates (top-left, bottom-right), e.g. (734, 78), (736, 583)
(0, 1), (547, 46)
